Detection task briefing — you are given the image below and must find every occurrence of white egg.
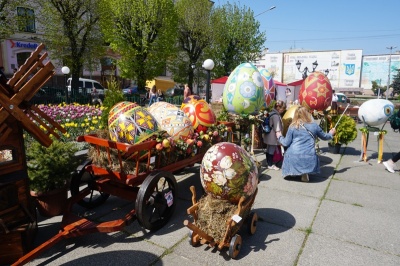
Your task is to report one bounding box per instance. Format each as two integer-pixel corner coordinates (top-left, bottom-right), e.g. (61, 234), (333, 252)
(358, 99), (394, 127)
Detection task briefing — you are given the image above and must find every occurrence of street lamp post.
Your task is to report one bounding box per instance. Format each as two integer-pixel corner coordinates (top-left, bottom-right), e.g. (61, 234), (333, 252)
(386, 46), (397, 100)
(324, 69), (330, 76)
(191, 63), (197, 95)
(61, 66), (70, 104)
(202, 59), (214, 103)
(255, 6), (276, 17)
(296, 60), (318, 79)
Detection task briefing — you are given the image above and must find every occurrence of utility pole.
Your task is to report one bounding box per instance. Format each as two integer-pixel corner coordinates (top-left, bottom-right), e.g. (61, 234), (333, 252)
(386, 46), (397, 100)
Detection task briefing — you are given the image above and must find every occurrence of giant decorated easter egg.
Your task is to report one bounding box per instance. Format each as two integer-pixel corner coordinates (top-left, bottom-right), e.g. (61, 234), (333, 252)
(108, 101), (139, 126)
(358, 99), (394, 126)
(299, 71), (332, 111)
(259, 68), (276, 107)
(181, 100), (216, 133)
(181, 95), (204, 109)
(108, 103), (158, 144)
(200, 142), (258, 204)
(282, 104), (300, 136)
(148, 101), (194, 140)
(222, 63), (265, 114)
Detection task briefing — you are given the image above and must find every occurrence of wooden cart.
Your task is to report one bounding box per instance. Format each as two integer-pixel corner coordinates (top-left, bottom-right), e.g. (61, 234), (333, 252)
(183, 186), (258, 259)
(13, 134), (208, 265)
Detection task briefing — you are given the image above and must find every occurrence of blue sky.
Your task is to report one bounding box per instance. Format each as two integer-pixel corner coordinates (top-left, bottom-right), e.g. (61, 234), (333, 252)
(214, 0), (400, 55)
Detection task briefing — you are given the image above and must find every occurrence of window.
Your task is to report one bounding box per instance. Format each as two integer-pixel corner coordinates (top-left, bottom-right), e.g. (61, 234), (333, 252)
(17, 7), (36, 33)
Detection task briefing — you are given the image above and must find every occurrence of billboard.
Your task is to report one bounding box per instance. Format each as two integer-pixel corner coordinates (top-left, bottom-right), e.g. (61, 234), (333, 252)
(281, 50), (362, 88)
(254, 53), (284, 82)
(361, 55), (400, 90)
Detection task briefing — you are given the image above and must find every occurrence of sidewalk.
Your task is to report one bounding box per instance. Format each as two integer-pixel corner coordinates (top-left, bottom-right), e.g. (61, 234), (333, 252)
(26, 125), (400, 266)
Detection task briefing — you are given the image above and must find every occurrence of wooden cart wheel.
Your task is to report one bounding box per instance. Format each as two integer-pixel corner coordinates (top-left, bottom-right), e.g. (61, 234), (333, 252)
(247, 211), (258, 235)
(70, 159), (110, 208)
(229, 234), (242, 259)
(188, 230), (200, 247)
(135, 171), (177, 231)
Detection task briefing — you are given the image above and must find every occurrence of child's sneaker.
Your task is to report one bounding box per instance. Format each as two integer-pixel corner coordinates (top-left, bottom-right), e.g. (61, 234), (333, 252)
(268, 165), (280, 171)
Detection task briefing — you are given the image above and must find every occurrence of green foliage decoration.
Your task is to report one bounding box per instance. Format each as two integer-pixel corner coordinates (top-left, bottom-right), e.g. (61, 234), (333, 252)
(27, 140), (79, 193)
(329, 115), (358, 145)
(100, 77), (125, 128)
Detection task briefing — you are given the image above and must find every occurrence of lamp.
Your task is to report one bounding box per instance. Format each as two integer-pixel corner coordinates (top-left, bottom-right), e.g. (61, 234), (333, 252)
(386, 46), (396, 100)
(61, 66), (70, 104)
(296, 60), (318, 79)
(202, 59), (214, 103)
(191, 63), (196, 94)
(324, 69), (329, 76)
(255, 6), (276, 17)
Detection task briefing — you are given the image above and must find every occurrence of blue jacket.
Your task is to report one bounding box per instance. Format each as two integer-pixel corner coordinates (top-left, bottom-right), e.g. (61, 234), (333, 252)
(278, 123), (333, 177)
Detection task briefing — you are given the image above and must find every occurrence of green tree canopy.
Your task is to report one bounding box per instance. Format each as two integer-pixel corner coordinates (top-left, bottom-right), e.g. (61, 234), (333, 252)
(208, 2), (266, 77)
(390, 68), (400, 96)
(99, 0), (178, 90)
(0, 0), (22, 41)
(34, 0), (105, 91)
(169, 0), (214, 87)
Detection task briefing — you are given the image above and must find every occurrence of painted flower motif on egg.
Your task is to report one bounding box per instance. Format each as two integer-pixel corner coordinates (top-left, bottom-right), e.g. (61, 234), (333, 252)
(200, 142), (258, 204)
(181, 100), (216, 133)
(299, 71), (333, 111)
(108, 104), (158, 144)
(258, 68), (276, 107)
(148, 101), (194, 140)
(222, 63), (265, 115)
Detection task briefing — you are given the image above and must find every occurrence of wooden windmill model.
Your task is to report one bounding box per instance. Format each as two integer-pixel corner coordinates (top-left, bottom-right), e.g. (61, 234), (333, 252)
(0, 44), (66, 264)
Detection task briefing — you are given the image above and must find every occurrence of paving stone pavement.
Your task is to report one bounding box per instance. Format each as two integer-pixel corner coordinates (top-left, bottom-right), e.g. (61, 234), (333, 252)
(24, 124), (400, 266)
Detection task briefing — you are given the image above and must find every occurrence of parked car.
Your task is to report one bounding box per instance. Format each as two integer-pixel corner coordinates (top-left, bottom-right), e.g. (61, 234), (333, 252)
(164, 87), (184, 97)
(123, 86), (150, 106)
(67, 78), (106, 95)
(336, 93), (350, 103)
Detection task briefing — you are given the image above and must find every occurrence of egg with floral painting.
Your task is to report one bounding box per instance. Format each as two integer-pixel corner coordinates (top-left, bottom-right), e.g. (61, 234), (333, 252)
(181, 100), (216, 133)
(108, 103), (158, 144)
(299, 71), (332, 111)
(222, 63), (265, 115)
(200, 142), (258, 204)
(258, 68), (276, 107)
(148, 101), (194, 140)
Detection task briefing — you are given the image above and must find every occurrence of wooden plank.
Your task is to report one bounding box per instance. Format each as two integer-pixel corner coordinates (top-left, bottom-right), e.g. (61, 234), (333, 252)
(13, 53), (50, 93)
(7, 44), (45, 88)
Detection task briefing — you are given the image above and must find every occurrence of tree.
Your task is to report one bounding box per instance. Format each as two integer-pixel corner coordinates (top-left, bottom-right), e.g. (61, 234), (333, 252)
(371, 80), (386, 96)
(208, 2), (266, 77)
(34, 0), (105, 92)
(99, 0), (178, 90)
(390, 68), (400, 96)
(0, 0), (22, 40)
(170, 0), (214, 89)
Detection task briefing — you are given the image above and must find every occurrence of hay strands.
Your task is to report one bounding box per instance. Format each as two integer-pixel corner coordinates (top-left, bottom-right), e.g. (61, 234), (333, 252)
(183, 186), (258, 259)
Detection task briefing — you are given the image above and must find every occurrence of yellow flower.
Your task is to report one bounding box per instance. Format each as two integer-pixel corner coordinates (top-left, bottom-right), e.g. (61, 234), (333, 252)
(86, 129), (89, 133)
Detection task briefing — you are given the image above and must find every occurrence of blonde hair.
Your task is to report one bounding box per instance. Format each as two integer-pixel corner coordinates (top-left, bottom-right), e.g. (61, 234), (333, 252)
(291, 106), (313, 129)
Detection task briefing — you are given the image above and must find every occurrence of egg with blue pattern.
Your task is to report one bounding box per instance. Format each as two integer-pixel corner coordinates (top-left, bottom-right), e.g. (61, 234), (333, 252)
(222, 63), (265, 114)
(358, 99), (394, 126)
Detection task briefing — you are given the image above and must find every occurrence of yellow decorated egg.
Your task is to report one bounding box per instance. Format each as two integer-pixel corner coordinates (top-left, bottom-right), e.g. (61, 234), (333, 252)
(108, 103), (158, 144)
(282, 104), (300, 136)
(299, 71), (332, 111)
(200, 142), (258, 204)
(181, 100), (216, 133)
(148, 101), (194, 140)
(222, 63), (265, 115)
(181, 95), (204, 109)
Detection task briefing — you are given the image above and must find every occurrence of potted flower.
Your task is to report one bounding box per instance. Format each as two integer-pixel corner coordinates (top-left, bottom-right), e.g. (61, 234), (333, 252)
(27, 140), (79, 217)
(328, 114), (358, 153)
